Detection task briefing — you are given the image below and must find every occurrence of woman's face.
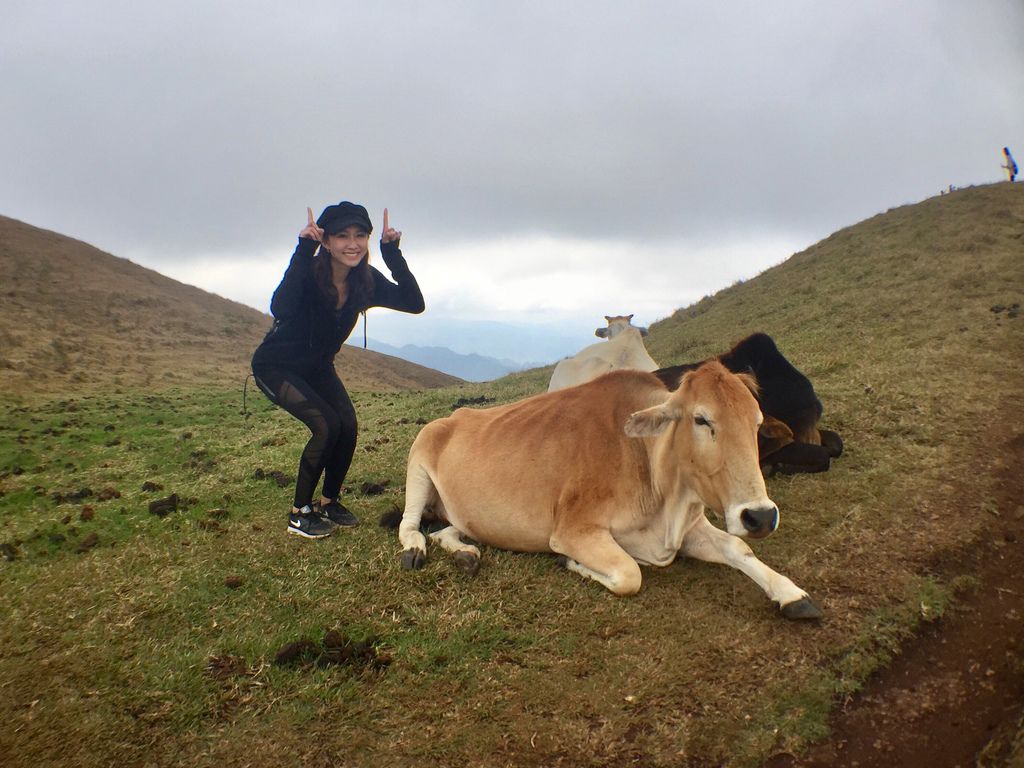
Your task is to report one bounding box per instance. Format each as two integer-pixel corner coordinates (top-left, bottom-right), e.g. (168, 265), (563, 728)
(326, 225), (370, 268)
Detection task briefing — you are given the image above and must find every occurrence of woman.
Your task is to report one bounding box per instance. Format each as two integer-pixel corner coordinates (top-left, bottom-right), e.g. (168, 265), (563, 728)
(252, 202), (424, 539)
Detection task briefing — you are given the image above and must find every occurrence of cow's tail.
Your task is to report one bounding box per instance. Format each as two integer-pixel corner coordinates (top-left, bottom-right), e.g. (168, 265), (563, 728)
(383, 460), (447, 535)
(379, 506), (448, 533)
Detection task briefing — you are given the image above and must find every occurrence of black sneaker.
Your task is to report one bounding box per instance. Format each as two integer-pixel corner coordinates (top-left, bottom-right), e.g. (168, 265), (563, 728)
(319, 500), (359, 527)
(287, 506), (334, 539)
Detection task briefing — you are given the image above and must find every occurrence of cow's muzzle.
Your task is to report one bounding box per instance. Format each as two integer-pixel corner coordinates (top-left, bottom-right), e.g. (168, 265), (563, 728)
(740, 505), (779, 539)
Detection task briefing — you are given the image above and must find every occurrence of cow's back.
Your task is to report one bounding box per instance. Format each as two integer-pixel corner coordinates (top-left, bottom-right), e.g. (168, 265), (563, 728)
(549, 329), (657, 391)
(720, 334), (823, 442)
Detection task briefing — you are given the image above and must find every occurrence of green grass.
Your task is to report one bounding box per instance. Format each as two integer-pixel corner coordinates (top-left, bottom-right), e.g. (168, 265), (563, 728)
(1, 183), (1023, 767)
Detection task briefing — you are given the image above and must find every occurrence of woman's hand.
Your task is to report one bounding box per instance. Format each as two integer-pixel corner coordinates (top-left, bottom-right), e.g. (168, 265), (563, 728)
(299, 207), (324, 242)
(381, 208), (402, 246)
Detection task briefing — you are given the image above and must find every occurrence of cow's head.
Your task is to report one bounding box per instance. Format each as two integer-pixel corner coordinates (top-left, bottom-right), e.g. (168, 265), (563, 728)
(623, 361), (779, 539)
(595, 314), (648, 339)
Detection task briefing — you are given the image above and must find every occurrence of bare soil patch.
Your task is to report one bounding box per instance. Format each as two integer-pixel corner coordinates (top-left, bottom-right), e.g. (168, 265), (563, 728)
(768, 425), (1024, 767)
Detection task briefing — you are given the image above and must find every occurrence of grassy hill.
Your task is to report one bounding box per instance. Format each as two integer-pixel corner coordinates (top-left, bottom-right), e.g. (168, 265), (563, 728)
(1, 183), (1022, 767)
(0, 214), (460, 395)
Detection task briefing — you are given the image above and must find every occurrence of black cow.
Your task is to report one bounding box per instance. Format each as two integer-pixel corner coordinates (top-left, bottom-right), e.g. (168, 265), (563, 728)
(654, 333), (843, 474)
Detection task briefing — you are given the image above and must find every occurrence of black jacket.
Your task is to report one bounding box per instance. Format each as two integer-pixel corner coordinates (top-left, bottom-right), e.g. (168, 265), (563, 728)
(252, 238), (424, 372)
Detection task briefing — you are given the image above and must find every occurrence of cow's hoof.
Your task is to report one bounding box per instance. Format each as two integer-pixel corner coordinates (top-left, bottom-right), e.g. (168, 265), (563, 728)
(820, 429), (844, 458)
(555, 554), (569, 568)
(453, 550), (480, 576)
(780, 597), (823, 620)
(400, 548), (427, 570)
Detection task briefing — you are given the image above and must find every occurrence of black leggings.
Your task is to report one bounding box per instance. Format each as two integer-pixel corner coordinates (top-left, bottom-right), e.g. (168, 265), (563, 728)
(252, 365), (357, 509)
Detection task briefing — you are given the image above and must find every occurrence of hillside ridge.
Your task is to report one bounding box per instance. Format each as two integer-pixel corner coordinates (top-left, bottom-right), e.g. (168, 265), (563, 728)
(644, 182), (1023, 367)
(0, 215), (460, 395)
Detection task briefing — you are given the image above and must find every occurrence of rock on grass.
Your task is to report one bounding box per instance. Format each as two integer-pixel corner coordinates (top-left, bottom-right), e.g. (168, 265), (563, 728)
(274, 629), (391, 672)
(254, 468), (293, 488)
(360, 480), (389, 496)
(148, 494), (178, 517)
(274, 639), (321, 667)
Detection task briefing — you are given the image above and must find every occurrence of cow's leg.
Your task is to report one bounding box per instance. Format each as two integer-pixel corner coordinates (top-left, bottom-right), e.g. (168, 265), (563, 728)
(429, 525), (482, 575)
(764, 441), (831, 474)
(398, 462), (436, 570)
(679, 516), (822, 619)
(550, 525), (642, 596)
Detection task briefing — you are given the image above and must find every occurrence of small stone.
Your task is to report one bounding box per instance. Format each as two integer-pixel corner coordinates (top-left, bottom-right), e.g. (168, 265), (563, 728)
(323, 629), (347, 649)
(360, 480), (389, 496)
(274, 639), (320, 667)
(272, 471), (291, 487)
(148, 494), (178, 517)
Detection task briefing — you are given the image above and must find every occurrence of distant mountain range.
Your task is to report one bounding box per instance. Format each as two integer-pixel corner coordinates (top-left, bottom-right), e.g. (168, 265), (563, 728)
(356, 339), (544, 382)
(353, 315), (594, 369)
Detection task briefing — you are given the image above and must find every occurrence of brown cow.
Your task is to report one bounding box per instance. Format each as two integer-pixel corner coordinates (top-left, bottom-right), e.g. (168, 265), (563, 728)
(398, 362), (821, 619)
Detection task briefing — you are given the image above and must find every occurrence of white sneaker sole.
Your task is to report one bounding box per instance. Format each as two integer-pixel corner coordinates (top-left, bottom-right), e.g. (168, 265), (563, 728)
(287, 525), (332, 539)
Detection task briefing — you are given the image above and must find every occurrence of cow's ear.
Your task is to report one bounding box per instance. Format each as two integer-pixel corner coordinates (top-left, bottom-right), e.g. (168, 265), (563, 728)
(758, 415), (793, 441)
(595, 327), (608, 338)
(624, 403), (680, 437)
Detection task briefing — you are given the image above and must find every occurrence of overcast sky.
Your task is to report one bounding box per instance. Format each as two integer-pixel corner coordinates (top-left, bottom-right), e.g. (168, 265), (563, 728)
(3, 1), (1022, 362)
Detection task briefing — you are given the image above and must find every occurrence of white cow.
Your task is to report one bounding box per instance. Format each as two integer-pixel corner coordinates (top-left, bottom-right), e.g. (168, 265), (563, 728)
(548, 314), (659, 392)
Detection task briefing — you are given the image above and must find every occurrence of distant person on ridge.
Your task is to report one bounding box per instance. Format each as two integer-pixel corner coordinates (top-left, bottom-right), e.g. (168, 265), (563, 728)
(1003, 147), (1018, 182)
(251, 203), (424, 539)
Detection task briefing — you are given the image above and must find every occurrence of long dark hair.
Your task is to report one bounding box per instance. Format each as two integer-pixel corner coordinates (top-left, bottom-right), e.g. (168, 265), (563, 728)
(311, 245), (374, 310)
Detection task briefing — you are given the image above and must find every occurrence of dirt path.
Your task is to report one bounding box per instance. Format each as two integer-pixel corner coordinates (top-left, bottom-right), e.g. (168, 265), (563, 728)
(767, 430), (1024, 767)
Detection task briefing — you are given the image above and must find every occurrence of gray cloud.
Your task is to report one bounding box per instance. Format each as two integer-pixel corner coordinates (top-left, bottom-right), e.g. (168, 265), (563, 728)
(2, 1), (1022, 290)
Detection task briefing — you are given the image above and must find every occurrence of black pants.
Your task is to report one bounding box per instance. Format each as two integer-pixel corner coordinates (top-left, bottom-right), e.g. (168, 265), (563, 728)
(252, 365), (357, 509)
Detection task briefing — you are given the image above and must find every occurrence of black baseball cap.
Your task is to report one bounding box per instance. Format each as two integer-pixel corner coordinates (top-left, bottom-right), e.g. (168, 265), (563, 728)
(317, 202), (373, 235)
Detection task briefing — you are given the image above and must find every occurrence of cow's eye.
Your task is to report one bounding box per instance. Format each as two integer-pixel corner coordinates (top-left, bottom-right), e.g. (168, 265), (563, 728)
(694, 415), (711, 428)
